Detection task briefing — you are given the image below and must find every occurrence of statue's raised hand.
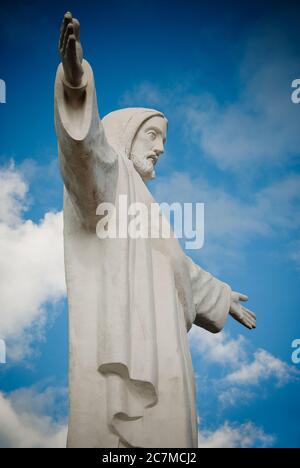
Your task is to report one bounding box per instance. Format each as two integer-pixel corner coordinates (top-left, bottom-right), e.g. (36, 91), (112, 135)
(229, 291), (256, 330)
(59, 12), (84, 87)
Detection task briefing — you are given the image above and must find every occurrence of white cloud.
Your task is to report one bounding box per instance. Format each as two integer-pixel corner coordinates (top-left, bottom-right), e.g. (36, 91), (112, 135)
(190, 327), (298, 407)
(198, 422), (274, 448)
(225, 349), (299, 387)
(189, 326), (247, 368)
(217, 387), (254, 408)
(0, 163), (65, 360)
(0, 162), (28, 226)
(0, 386), (67, 448)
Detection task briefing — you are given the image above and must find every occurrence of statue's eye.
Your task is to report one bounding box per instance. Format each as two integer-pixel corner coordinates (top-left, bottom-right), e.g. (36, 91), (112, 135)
(147, 131), (157, 141)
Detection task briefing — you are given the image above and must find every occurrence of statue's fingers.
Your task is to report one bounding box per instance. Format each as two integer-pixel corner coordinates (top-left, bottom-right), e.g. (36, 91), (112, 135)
(241, 317), (252, 329)
(235, 303), (244, 317)
(229, 302), (240, 318)
(59, 12), (72, 50)
(245, 316), (255, 329)
(243, 306), (256, 319)
(239, 293), (249, 302)
(232, 307), (253, 328)
(248, 312), (256, 322)
(62, 23), (74, 56)
(244, 309), (254, 321)
(249, 315), (257, 327)
(231, 291), (240, 301)
(72, 18), (80, 41)
(66, 35), (77, 63)
(244, 311), (256, 328)
(244, 313), (256, 327)
(63, 11), (73, 28)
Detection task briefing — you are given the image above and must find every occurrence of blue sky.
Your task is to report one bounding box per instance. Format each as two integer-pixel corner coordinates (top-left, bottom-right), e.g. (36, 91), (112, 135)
(0, 0), (300, 448)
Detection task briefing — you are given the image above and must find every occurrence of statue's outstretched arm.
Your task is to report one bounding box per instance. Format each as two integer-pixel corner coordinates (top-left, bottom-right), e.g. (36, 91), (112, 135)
(55, 12), (118, 231)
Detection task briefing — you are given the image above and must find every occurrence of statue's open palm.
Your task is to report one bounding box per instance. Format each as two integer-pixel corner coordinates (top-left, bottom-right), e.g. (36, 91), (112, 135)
(230, 291), (256, 330)
(59, 12), (84, 87)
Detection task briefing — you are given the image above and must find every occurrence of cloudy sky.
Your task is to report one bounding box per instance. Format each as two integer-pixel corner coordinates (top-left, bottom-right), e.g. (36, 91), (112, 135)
(0, 0), (300, 448)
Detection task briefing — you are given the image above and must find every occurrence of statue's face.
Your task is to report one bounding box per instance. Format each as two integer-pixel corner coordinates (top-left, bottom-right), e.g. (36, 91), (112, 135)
(130, 116), (167, 181)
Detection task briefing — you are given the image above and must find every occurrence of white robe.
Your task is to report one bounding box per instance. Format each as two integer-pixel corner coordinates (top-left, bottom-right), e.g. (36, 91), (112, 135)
(54, 60), (232, 448)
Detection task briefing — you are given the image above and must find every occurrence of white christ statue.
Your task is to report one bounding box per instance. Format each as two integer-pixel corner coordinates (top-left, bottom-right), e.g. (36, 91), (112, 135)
(54, 12), (256, 448)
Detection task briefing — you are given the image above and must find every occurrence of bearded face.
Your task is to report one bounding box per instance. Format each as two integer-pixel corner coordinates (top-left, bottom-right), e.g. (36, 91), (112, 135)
(130, 116), (167, 181)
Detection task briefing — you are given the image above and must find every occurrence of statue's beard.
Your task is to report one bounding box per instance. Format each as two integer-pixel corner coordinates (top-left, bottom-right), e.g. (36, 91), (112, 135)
(130, 152), (156, 181)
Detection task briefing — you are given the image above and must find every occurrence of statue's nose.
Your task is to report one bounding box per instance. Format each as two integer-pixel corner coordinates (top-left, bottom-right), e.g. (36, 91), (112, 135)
(154, 141), (164, 156)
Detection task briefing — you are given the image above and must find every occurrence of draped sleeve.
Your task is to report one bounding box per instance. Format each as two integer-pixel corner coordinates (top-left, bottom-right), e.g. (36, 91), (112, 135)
(54, 59), (118, 231)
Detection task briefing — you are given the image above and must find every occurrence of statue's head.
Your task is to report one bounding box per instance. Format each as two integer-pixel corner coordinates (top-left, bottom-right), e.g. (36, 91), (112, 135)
(130, 115), (167, 181)
(102, 108), (168, 181)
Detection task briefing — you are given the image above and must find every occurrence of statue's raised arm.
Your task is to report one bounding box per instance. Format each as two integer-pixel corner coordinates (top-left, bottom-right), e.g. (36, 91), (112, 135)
(55, 12), (118, 231)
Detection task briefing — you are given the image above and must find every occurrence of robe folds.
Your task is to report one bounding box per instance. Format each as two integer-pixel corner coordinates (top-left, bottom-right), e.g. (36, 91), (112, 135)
(55, 60), (232, 448)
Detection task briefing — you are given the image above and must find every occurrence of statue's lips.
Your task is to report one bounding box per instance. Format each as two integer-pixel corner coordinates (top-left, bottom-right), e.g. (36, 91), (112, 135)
(147, 154), (158, 166)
